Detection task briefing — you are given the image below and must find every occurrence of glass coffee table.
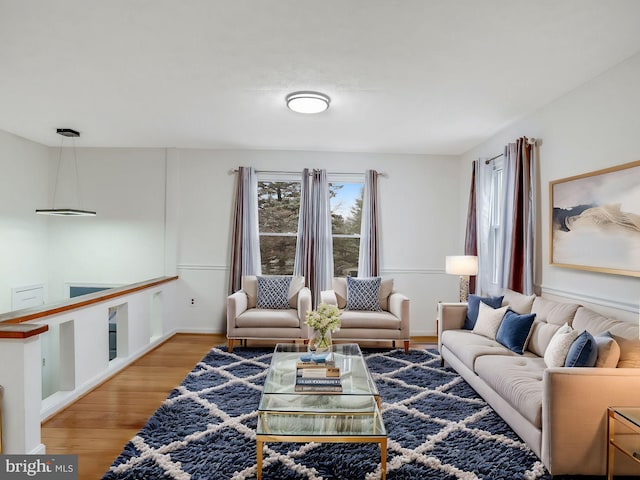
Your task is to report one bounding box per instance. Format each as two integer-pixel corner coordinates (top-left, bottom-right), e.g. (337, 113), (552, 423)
(256, 343), (387, 479)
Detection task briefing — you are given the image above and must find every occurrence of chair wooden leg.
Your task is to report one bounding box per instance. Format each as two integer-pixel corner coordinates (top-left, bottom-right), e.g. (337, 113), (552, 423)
(228, 339), (234, 353)
(403, 340), (409, 353)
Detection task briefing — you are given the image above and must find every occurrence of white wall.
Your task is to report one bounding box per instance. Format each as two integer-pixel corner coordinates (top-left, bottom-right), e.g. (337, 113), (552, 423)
(460, 51), (640, 320)
(174, 149), (462, 335)
(0, 130), (49, 313)
(45, 147), (169, 302)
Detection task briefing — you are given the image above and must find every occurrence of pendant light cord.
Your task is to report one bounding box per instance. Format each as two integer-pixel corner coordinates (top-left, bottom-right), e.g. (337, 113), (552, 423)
(52, 135), (65, 209)
(72, 136), (83, 209)
(51, 135), (84, 209)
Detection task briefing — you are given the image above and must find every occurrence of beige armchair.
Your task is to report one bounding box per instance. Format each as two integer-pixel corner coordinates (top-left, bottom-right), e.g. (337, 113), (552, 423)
(321, 277), (410, 352)
(226, 275), (311, 352)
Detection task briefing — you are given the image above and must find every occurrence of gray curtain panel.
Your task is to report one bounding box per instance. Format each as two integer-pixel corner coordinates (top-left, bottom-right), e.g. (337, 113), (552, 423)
(229, 166), (261, 294)
(358, 169), (380, 277)
(294, 168), (311, 279)
(294, 169), (333, 308)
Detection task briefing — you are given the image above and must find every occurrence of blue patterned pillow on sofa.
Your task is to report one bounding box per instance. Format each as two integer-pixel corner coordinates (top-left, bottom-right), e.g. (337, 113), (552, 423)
(256, 276), (292, 309)
(346, 276), (382, 311)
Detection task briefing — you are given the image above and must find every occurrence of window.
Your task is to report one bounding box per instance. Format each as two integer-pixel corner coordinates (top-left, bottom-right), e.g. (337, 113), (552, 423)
(257, 174), (364, 276)
(330, 181), (364, 277)
(257, 179), (301, 275)
(488, 159), (504, 287)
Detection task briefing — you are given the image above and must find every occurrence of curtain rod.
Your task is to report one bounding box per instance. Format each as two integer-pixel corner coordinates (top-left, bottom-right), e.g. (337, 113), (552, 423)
(484, 153), (504, 165)
(229, 169), (388, 177)
(483, 137), (538, 164)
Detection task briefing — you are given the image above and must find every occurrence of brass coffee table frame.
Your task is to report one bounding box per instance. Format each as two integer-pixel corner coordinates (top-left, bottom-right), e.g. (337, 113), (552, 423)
(256, 344), (387, 479)
(607, 406), (640, 480)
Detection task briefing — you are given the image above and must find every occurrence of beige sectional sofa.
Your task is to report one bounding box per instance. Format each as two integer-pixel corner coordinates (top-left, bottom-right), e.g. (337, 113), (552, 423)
(438, 292), (640, 476)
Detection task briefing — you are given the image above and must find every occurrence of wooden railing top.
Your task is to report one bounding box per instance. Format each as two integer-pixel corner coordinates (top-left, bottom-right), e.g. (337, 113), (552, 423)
(0, 323), (49, 339)
(0, 276), (179, 325)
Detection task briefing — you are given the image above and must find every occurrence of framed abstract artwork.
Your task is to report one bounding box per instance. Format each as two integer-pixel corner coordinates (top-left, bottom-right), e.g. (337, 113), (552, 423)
(549, 160), (640, 277)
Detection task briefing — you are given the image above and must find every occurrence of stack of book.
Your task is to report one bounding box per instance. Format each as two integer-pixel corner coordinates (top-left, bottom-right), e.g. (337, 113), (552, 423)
(294, 357), (342, 392)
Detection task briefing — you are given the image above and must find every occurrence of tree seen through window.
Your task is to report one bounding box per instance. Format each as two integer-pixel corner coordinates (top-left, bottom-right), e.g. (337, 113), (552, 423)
(257, 180), (364, 276)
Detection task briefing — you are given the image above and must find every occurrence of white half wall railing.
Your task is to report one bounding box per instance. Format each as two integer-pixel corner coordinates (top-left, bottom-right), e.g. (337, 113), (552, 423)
(0, 275), (178, 455)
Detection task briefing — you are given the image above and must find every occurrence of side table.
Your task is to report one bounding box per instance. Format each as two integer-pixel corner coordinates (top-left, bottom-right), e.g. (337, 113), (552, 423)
(607, 406), (640, 480)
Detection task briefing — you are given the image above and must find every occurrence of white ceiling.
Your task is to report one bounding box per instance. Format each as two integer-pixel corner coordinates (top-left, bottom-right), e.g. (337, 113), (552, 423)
(1, 0), (640, 155)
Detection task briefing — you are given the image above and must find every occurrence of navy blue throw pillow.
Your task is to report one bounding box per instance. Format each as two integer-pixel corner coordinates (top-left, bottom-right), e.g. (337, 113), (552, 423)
(565, 330), (598, 367)
(495, 310), (536, 354)
(464, 295), (504, 330)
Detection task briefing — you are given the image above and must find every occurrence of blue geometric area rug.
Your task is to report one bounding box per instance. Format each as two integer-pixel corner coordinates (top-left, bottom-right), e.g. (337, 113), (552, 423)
(102, 347), (551, 480)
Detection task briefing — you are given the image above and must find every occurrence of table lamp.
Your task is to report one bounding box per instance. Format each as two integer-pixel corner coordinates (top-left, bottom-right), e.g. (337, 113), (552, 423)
(445, 255), (478, 302)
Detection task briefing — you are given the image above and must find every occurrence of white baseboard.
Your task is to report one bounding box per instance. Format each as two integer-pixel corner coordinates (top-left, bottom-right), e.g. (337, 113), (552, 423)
(30, 443), (46, 455)
(175, 327), (222, 334)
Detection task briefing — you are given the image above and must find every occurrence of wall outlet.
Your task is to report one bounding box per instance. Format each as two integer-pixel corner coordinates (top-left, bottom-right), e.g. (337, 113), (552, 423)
(189, 298), (196, 307)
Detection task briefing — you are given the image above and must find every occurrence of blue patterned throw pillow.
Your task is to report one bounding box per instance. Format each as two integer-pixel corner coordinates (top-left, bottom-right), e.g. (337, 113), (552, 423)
(256, 276), (292, 309)
(345, 276), (382, 311)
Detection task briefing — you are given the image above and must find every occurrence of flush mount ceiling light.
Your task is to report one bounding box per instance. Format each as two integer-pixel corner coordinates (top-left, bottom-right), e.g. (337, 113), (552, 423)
(286, 91), (330, 114)
(36, 128), (96, 217)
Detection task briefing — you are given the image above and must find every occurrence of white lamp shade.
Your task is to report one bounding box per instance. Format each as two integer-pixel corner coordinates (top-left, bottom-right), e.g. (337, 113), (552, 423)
(445, 255), (478, 276)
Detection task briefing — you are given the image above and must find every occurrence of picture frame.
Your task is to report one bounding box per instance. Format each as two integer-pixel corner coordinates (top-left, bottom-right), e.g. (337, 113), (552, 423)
(549, 160), (640, 277)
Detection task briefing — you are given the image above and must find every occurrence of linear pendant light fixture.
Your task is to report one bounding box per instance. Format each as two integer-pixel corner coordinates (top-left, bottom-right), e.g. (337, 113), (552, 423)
(36, 128), (96, 216)
(286, 91), (330, 114)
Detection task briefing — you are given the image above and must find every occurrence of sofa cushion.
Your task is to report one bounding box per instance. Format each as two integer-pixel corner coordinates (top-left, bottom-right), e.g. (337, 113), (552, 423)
(531, 298), (580, 326)
(244, 275), (304, 309)
(544, 323), (580, 368)
(334, 277), (394, 311)
(473, 303), (509, 340)
(496, 310), (536, 355)
(502, 289), (536, 314)
(595, 332), (621, 368)
(346, 276), (382, 311)
(610, 334), (640, 368)
(572, 308), (640, 368)
(257, 275), (292, 309)
(526, 321), (561, 357)
(474, 355), (545, 428)
(565, 330), (598, 367)
(339, 310), (401, 329)
(235, 308), (300, 328)
(571, 307), (621, 335)
(441, 330), (517, 372)
(464, 294), (504, 330)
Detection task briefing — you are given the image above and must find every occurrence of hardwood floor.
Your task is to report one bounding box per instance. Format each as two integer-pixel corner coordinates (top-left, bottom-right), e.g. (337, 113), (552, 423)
(41, 333), (222, 480)
(41, 333), (436, 479)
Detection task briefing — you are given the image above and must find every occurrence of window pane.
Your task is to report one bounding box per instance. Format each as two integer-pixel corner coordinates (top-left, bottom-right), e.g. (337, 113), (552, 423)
(333, 236), (360, 277)
(258, 181), (300, 234)
(258, 181), (301, 274)
(260, 236), (297, 275)
(330, 182), (363, 276)
(330, 183), (363, 235)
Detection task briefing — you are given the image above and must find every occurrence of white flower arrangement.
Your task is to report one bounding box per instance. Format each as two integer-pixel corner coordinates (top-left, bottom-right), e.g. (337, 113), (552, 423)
(305, 302), (341, 335)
